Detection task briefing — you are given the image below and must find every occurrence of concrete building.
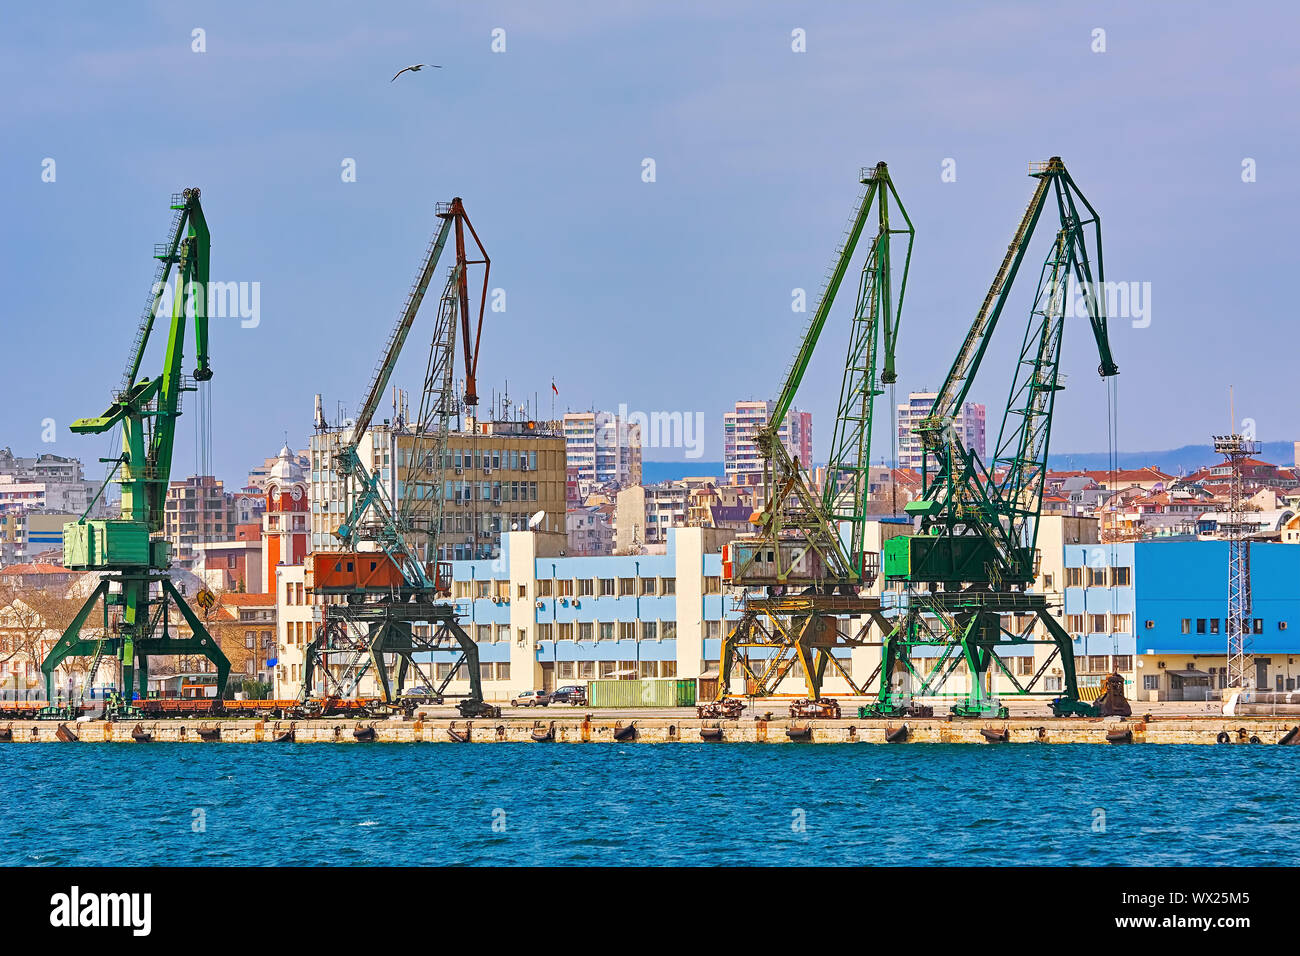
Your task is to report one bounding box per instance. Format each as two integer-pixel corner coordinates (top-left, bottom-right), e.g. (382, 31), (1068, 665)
(271, 564), (314, 697)
(407, 420), (567, 561)
(614, 481), (690, 551)
(163, 476), (237, 566)
(0, 450), (102, 519)
(566, 505), (614, 556)
(562, 411), (642, 492)
(0, 512), (76, 566)
(723, 401), (813, 484)
(895, 392), (985, 473)
(309, 422), (392, 554)
(194, 524), (263, 593)
(311, 418), (565, 562)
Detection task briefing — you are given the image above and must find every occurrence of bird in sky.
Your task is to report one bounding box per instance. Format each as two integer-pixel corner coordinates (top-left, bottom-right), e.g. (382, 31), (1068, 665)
(391, 63), (442, 82)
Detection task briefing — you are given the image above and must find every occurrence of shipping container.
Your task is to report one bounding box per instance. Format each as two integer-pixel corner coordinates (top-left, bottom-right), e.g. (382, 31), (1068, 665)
(587, 678), (697, 708)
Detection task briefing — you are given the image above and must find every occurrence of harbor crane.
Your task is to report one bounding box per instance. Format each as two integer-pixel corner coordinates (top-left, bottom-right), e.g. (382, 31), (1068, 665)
(716, 163), (913, 713)
(873, 157), (1119, 718)
(302, 198), (500, 717)
(41, 188), (231, 717)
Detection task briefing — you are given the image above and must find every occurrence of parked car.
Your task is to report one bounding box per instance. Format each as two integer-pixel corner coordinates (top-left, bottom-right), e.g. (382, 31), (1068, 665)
(550, 685), (588, 705)
(510, 689), (551, 707)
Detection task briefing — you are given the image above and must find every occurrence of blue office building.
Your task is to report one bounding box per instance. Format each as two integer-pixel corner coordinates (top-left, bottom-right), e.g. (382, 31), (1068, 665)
(1064, 540), (1300, 700)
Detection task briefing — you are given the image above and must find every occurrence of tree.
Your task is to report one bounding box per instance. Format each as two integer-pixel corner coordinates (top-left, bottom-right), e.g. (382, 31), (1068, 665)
(0, 579), (96, 699)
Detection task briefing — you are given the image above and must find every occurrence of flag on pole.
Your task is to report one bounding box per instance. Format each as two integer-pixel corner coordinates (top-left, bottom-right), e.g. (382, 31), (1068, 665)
(551, 380), (558, 396)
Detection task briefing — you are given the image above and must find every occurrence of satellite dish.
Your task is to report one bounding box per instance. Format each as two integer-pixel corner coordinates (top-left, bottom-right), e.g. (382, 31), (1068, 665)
(528, 510), (546, 530)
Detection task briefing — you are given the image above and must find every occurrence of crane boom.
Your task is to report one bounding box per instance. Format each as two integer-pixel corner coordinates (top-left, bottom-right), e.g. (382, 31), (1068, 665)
(761, 169), (883, 451)
(350, 215), (453, 447)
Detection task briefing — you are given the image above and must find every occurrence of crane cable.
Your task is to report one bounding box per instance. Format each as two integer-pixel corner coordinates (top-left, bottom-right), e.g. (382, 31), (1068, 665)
(1106, 370), (1120, 668)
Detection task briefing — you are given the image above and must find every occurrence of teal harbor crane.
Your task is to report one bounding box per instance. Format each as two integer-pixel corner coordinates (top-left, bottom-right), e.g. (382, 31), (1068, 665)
(872, 157), (1119, 718)
(40, 189), (231, 717)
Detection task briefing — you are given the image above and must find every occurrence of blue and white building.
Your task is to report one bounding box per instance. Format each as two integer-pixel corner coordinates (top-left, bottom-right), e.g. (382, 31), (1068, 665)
(1064, 540), (1300, 701)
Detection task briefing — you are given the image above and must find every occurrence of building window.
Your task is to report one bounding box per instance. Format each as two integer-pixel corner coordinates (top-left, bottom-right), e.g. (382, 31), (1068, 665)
(539, 580), (553, 597)
(538, 623), (553, 641)
(641, 621), (657, 640)
(703, 576), (722, 595)
(1065, 567), (1083, 587)
(516, 628), (527, 646)
(1143, 674), (1160, 691)
(1089, 614), (1106, 633)
(600, 578), (615, 596)
(640, 577), (656, 595)
(662, 620), (677, 640)
(599, 661), (617, 679)
(619, 622), (636, 640)
(479, 662), (493, 681)
(1111, 614), (1131, 634)
(1065, 614), (1085, 636)
(598, 622), (615, 641)
(1113, 655), (1133, 672)
(1253, 618), (1263, 634)
(578, 622), (593, 641)
(662, 577), (676, 595)
(578, 579), (594, 596)
(1210, 618), (1220, 634)
(1087, 567), (1106, 587)
(1110, 567), (1131, 587)
(1196, 619), (1207, 634)
(558, 622), (573, 641)
(476, 624), (491, 643)
(618, 578), (635, 596)
(579, 661), (595, 680)
(558, 661), (575, 680)
(705, 621), (721, 639)
(1181, 618), (1191, 634)
(495, 662), (511, 681)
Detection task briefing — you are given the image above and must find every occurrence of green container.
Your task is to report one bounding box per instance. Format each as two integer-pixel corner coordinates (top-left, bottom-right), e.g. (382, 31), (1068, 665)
(587, 678), (697, 708)
(63, 520), (151, 570)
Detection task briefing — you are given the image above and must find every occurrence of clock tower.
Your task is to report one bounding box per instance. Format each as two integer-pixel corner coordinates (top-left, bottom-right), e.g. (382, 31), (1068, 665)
(261, 444), (309, 586)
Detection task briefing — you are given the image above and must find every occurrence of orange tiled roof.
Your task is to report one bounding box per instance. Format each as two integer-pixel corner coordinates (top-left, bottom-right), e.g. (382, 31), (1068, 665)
(0, 562), (69, 575)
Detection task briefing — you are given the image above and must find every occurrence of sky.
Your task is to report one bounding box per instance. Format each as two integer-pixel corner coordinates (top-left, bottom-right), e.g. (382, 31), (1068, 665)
(2, 1), (1297, 488)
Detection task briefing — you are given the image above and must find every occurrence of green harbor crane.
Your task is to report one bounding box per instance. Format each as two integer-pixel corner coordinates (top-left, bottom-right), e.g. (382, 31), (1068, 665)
(872, 157), (1119, 718)
(716, 163), (913, 709)
(41, 188), (231, 717)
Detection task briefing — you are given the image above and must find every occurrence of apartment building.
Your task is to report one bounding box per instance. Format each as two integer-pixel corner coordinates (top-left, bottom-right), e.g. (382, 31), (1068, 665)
(723, 401), (813, 483)
(562, 411), (642, 492)
(895, 392), (985, 473)
(163, 475), (237, 566)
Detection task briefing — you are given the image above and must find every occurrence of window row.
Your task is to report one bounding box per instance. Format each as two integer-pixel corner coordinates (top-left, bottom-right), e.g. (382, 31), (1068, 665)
(1063, 566), (1132, 588)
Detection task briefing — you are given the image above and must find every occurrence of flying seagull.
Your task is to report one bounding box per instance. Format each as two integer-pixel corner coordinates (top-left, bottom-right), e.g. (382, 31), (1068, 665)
(391, 63), (442, 82)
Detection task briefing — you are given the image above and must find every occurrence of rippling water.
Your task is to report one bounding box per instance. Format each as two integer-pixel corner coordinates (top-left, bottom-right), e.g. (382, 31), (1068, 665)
(3, 744), (1295, 866)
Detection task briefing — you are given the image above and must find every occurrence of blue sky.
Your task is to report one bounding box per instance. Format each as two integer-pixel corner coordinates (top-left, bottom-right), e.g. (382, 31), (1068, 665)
(2, 1), (1296, 486)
